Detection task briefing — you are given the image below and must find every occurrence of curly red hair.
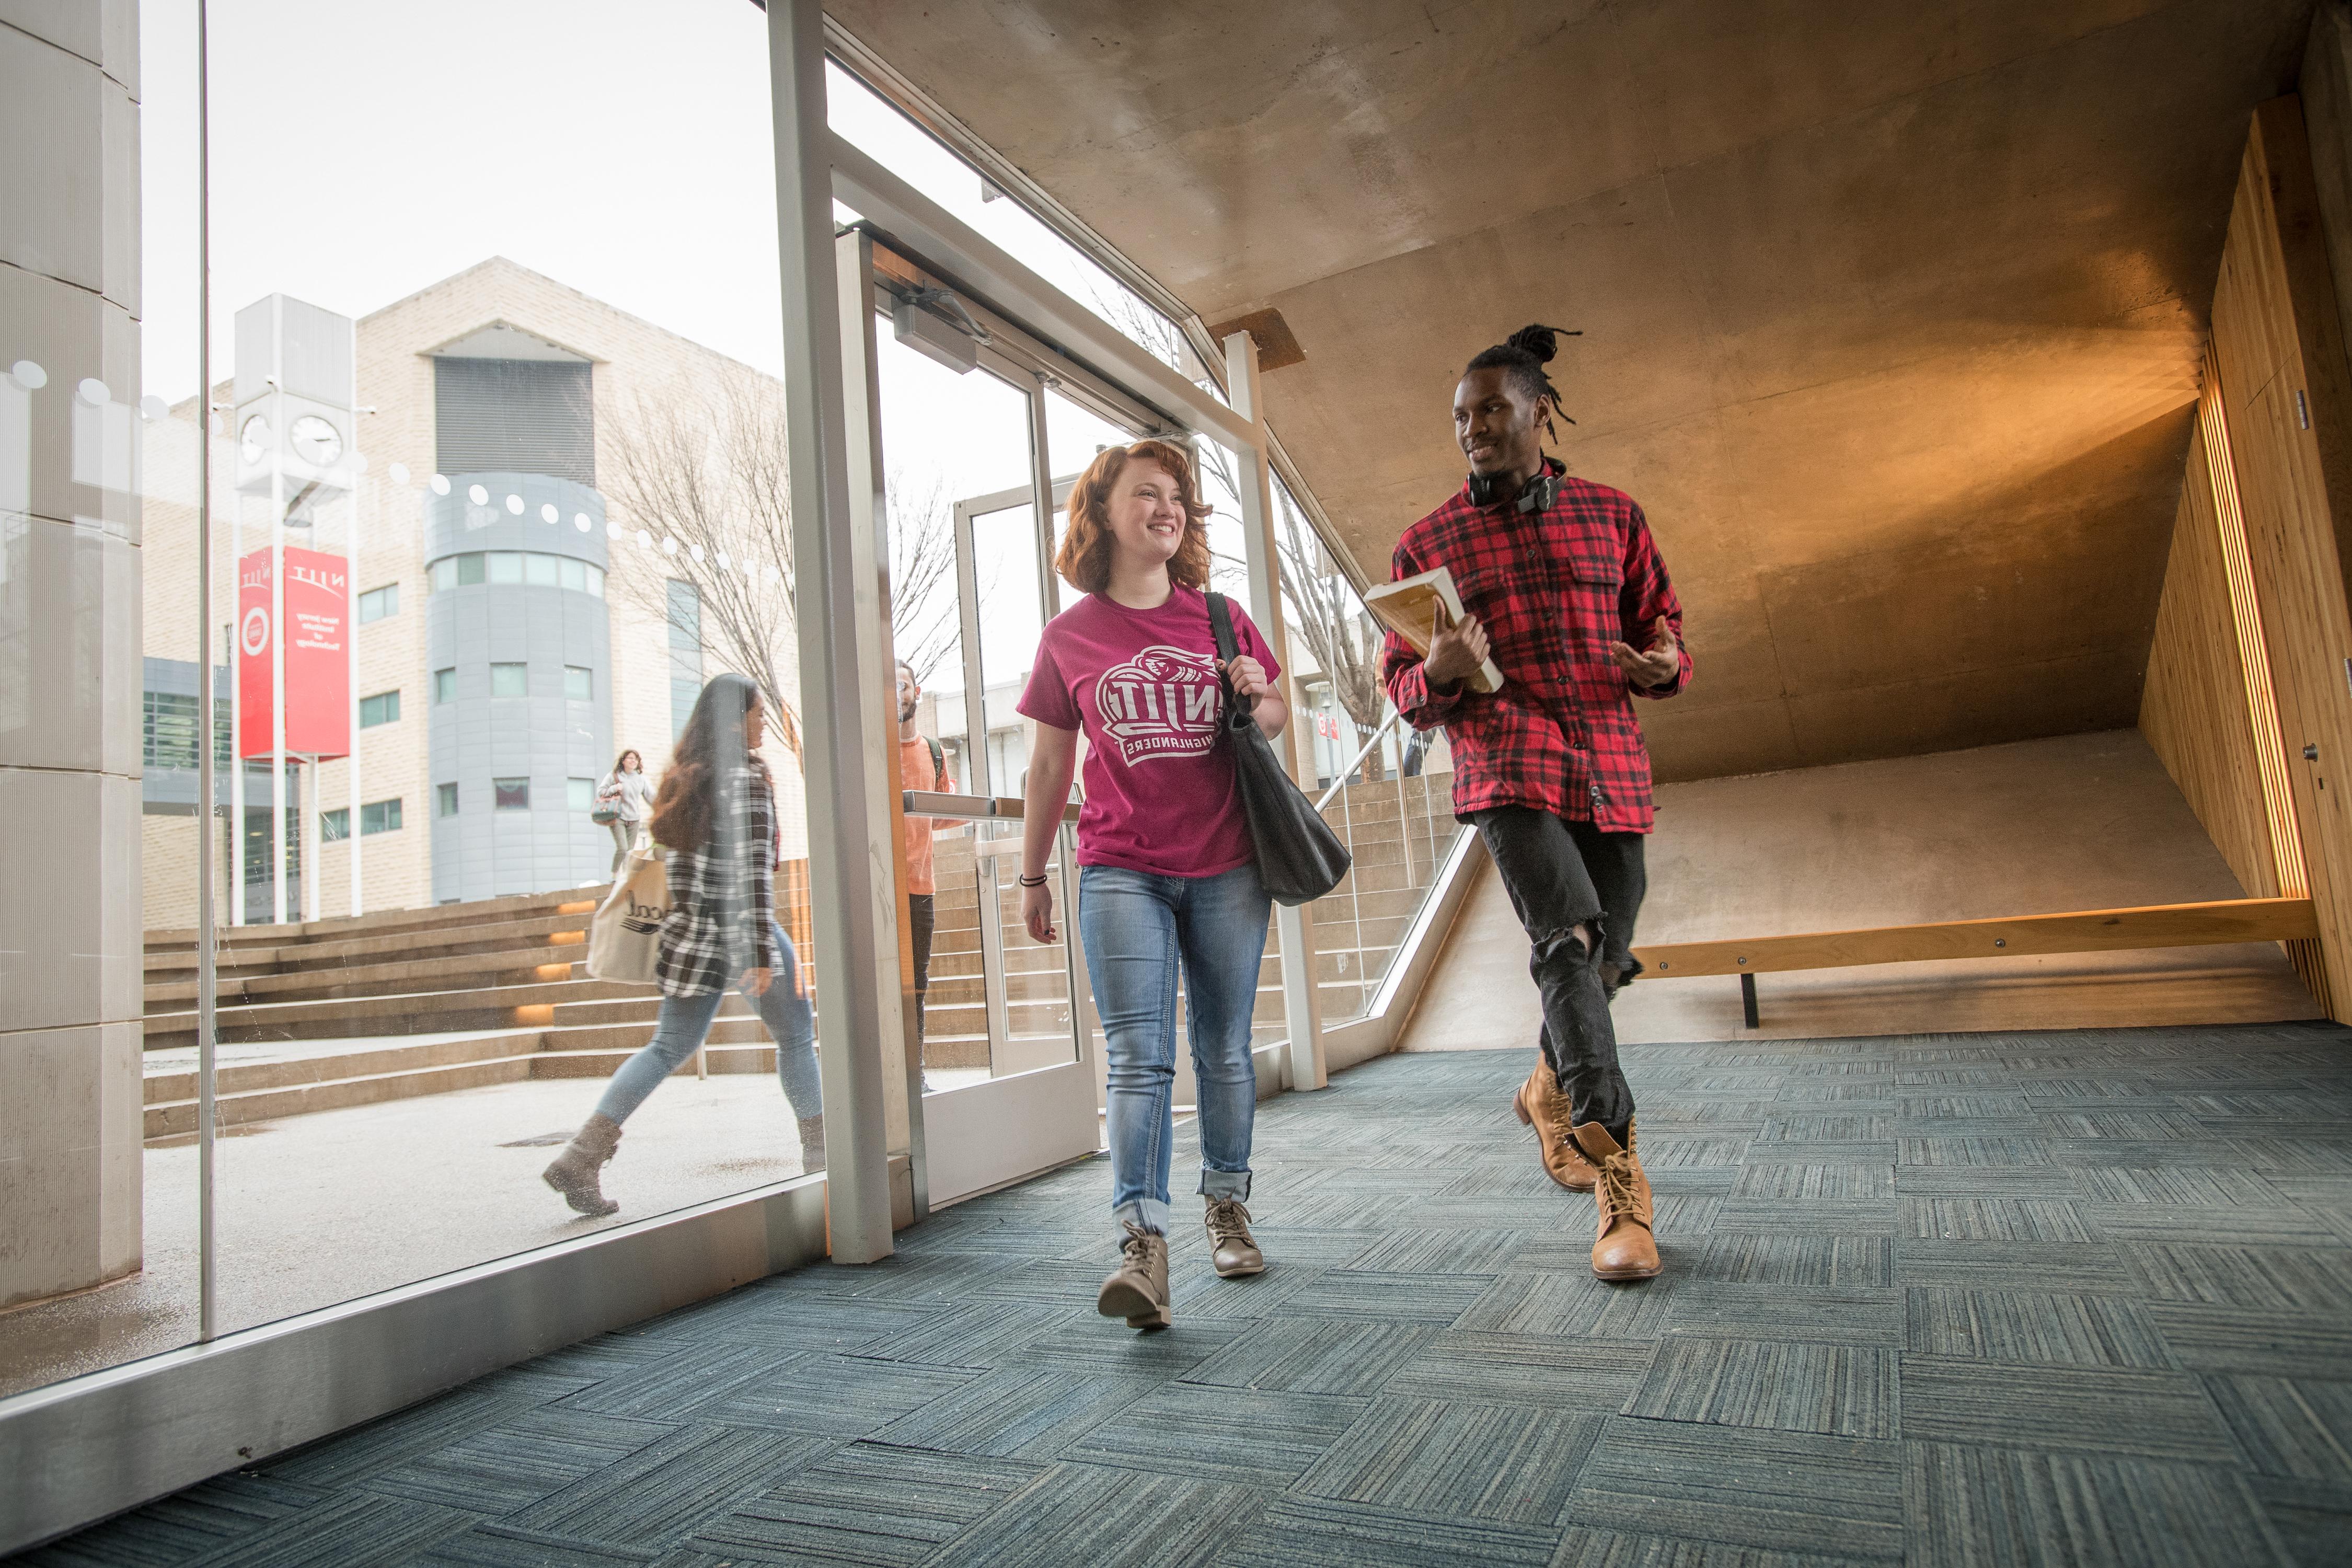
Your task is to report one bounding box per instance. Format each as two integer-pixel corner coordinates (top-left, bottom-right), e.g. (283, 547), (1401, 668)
(1054, 439), (1214, 595)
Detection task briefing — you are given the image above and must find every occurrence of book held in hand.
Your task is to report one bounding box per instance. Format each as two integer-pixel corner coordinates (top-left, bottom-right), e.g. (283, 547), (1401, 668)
(1364, 567), (1505, 694)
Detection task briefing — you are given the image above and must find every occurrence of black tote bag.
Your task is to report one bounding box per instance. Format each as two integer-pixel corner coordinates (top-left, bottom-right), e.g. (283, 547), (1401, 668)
(1206, 593), (1353, 907)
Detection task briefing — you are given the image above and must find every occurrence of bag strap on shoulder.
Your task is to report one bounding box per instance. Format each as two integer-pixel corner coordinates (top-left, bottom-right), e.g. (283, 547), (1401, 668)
(925, 734), (945, 788)
(1204, 592), (1253, 718)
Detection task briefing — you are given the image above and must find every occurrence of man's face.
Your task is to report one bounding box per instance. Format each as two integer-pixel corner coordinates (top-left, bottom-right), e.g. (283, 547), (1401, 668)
(896, 666), (918, 721)
(1453, 366), (1544, 478)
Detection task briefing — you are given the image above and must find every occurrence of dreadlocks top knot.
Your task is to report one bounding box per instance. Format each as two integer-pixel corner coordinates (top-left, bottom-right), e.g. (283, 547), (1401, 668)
(1505, 323), (1563, 363)
(1466, 322), (1582, 426)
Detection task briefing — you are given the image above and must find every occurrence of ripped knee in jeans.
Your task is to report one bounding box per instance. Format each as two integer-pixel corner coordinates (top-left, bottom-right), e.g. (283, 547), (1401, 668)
(1531, 913), (1608, 972)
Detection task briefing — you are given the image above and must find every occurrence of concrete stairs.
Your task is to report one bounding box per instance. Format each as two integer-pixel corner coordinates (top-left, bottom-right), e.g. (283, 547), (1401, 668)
(139, 889), (790, 1139)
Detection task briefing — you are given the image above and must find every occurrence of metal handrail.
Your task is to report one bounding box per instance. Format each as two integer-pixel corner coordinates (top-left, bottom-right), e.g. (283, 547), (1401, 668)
(1313, 710), (1410, 811)
(904, 789), (1080, 824)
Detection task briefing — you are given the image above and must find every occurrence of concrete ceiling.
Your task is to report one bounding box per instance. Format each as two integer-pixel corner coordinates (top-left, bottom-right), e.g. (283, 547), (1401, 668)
(831, 0), (2315, 780)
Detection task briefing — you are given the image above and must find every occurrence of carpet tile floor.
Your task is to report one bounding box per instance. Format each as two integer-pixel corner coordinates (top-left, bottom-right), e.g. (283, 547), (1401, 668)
(24, 1023), (2352, 1566)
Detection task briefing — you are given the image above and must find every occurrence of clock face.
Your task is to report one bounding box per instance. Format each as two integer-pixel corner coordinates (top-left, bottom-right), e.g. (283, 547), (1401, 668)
(239, 414), (271, 463)
(289, 414), (343, 466)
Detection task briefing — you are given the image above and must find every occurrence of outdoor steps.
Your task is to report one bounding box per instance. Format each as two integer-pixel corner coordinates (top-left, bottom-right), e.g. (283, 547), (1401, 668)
(142, 912), (589, 985)
(143, 887), (605, 953)
(139, 1016), (785, 1140)
(140, 974), (652, 1051)
(144, 943), (594, 1011)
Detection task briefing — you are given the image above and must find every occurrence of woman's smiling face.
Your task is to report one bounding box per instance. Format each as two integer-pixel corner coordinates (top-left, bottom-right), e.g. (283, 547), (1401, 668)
(1103, 458), (1187, 569)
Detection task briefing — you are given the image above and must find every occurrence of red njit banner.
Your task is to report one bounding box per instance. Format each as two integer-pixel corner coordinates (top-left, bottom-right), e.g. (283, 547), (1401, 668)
(237, 545), (351, 759)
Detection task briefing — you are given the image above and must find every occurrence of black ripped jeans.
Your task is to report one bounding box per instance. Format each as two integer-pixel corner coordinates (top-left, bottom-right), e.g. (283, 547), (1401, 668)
(1469, 805), (1645, 1135)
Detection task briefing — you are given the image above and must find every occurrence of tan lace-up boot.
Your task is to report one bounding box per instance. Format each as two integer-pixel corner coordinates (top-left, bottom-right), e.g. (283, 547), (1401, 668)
(1512, 1063), (1598, 1193)
(1096, 1223), (1172, 1329)
(542, 1112), (622, 1216)
(1569, 1119), (1661, 1280)
(1205, 1196), (1266, 1278)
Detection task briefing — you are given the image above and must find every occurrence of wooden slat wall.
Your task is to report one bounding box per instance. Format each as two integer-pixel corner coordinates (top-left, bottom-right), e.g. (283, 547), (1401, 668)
(2210, 96), (2352, 1022)
(2141, 431), (2282, 901)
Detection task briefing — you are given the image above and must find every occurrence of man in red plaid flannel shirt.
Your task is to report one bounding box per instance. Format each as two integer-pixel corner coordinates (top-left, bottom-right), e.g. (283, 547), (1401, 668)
(1380, 325), (1689, 1281)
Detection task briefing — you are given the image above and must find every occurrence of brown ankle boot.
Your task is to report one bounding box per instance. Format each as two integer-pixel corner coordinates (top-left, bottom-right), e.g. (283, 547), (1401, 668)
(543, 1113), (622, 1216)
(1204, 1196), (1265, 1278)
(1096, 1223), (1172, 1330)
(1513, 1063), (1597, 1193)
(1570, 1119), (1660, 1280)
(797, 1115), (826, 1174)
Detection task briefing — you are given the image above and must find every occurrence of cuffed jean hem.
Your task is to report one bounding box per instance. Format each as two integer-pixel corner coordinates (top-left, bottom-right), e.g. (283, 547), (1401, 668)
(1113, 1198), (1172, 1238)
(1198, 1168), (1252, 1201)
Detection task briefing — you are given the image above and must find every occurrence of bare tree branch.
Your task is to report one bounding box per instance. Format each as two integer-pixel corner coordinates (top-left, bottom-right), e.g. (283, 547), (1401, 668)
(605, 378), (805, 768)
(886, 465), (964, 685)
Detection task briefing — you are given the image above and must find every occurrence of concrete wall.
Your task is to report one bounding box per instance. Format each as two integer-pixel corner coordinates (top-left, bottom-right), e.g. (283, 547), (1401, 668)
(1404, 731), (2320, 1053)
(0, 0), (145, 1307)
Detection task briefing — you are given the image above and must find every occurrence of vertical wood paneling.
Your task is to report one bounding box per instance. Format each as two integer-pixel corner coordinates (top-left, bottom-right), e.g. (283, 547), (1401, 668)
(2211, 96), (2352, 1022)
(2140, 433), (2281, 900)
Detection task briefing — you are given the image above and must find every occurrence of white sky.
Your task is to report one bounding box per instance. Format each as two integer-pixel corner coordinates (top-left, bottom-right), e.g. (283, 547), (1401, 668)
(137, 1), (1326, 720)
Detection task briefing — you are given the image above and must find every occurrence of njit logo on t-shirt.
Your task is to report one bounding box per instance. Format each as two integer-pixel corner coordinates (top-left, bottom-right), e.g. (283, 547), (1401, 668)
(1094, 647), (1222, 766)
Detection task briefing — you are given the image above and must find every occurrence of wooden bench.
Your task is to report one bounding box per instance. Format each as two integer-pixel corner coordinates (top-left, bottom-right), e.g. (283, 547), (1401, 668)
(1632, 896), (2320, 1027)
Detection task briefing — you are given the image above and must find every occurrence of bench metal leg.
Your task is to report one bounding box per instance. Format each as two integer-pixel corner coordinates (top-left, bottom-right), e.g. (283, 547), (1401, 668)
(1740, 972), (1759, 1029)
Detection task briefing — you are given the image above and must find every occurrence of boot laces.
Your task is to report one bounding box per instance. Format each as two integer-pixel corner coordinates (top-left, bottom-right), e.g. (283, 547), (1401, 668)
(1205, 1198), (1254, 1246)
(1119, 1222), (1159, 1265)
(1594, 1153), (1641, 1216)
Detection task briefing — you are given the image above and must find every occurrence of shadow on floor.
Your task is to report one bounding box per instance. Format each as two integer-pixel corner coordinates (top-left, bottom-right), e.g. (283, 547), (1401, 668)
(29, 1024), (2352, 1566)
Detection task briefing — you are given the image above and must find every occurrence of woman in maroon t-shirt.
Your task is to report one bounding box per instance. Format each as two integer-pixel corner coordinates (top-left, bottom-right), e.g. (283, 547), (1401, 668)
(1016, 439), (1289, 1330)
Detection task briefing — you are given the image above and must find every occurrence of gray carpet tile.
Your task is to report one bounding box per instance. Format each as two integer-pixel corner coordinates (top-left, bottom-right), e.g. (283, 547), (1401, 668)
(2202, 1374), (2352, 1483)
(174, 1493), (483, 1568)
(1903, 1287), (2173, 1367)
(2126, 1241), (2352, 1311)
(1893, 1167), (2080, 1197)
(503, 1425), (830, 1550)
(1377, 1332), (1657, 1413)
(682, 1354), (978, 1436)
(554, 1343), (805, 1421)
(1896, 1356), (2237, 1461)
(839, 1302), (1084, 1372)
(1216, 1497), (1559, 1568)
(1293, 1398), (1602, 1524)
(362, 1408), (674, 1516)
(1553, 1529), (1888, 1567)
(2247, 1474), (2352, 1568)
(1278, 1269), (1496, 1323)
(680, 1442), (1045, 1566)
(2147, 1302), (2352, 1377)
(19, 1477), (329, 1568)
(1626, 1340), (1897, 1439)
(1713, 1198), (1896, 1234)
(1728, 1163), (1896, 1200)
(1903, 1443), (2293, 1568)
(1695, 1235), (1892, 1286)
(1562, 1419), (1906, 1562)
(407, 1524), (662, 1565)
(871, 1364), (1162, 1459)
(1455, 1271), (1684, 1340)
(1890, 1239), (2142, 1293)
(44, 1026), (2352, 1567)
(2079, 1200), (2345, 1246)
(933, 1462), (1270, 1568)
(1663, 1284), (1905, 1348)
(1177, 1317), (1437, 1397)
(1897, 1198), (2092, 1243)
(1064, 1385), (1366, 1486)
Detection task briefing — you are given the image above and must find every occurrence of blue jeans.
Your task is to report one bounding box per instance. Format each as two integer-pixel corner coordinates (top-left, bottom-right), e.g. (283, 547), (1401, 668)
(594, 922), (822, 1126)
(1078, 862), (1273, 1239)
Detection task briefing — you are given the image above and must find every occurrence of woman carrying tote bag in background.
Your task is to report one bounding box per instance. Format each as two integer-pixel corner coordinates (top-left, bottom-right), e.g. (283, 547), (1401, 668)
(1016, 439), (1290, 1331)
(595, 748), (656, 876)
(542, 673), (824, 1215)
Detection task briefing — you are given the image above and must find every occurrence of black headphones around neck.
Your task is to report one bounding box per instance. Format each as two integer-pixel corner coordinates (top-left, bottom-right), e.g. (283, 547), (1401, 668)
(1466, 467), (1559, 513)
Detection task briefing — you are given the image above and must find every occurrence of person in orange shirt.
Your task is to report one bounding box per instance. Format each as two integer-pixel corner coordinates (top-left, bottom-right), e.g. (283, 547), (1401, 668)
(897, 661), (953, 1089)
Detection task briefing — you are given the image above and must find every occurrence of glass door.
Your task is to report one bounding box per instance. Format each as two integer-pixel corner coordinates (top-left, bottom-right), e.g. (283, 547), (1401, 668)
(861, 253), (1100, 1205)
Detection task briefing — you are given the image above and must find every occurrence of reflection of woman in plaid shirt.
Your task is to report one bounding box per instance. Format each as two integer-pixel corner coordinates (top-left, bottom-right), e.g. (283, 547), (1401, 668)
(541, 674), (824, 1216)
